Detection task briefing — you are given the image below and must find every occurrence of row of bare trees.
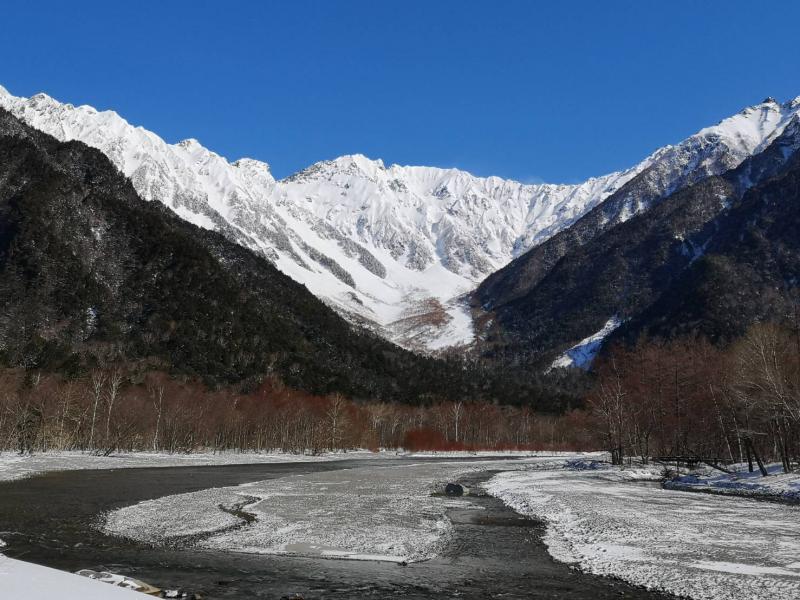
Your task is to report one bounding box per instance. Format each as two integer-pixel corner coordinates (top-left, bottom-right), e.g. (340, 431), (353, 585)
(588, 322), (800, 472)
(12, 322), (793, 463)
(0, 369), (587, 455)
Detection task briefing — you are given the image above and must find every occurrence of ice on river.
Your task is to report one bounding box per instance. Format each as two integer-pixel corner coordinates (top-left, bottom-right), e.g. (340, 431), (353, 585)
(104, 459), (541, 562)
(486, 467), (800, 600)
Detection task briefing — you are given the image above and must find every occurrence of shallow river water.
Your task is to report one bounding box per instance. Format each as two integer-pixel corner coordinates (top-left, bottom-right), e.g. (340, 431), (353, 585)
(0, 458), (673, 599)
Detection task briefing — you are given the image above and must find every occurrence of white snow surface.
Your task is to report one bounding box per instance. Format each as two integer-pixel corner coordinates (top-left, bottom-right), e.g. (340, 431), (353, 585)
(0, 555), (144, 600)
(550, 316), (622, 370)
(3, 85), (797, 351)
(666, 462), (800, 501)
(486, 462), (800, 600)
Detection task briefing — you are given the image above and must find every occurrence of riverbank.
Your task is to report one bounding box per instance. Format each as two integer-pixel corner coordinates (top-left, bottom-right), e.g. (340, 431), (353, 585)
(0, 448), (579, 483)
(0, 449), (380, 483)
(486, 462), (800, 600)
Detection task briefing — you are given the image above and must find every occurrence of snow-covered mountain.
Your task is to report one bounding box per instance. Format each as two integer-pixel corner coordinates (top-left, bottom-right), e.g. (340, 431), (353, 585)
(2, 85), (798, 352)
(474, 96), (800, 313)
(601, 96), (800, 225)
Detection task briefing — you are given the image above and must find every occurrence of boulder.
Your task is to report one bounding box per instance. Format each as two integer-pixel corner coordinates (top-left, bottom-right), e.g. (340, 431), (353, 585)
(445, 483), (469, 497)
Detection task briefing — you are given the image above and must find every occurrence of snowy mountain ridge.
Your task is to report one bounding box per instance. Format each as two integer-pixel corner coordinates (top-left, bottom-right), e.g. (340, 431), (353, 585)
(589, 96), (800, 230)
(1, 84), (798, 351)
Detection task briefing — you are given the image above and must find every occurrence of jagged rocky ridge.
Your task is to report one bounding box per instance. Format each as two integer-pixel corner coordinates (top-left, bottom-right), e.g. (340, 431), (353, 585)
(0, 85), (646, 351)
(474, 106), (800, 368)
(477, 97), (800, 311)
(2, 85), (799, 361)
(8, 88), (799, 353)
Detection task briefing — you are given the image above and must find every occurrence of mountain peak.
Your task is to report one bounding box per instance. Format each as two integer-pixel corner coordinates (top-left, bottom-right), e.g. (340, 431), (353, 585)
(178, 138), (202, 148)
(232, 157), (274, 183)
(694, 95), (800, 158)
(233, 157), (272, 172)
(336, 153), (386, 172)
(30, 92), (58, 106)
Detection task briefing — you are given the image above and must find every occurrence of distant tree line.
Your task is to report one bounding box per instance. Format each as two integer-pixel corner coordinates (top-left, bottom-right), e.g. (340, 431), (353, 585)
(6, 321), (797, 468)
(588, 321), (800, 472)
(0, 369), (588, 455)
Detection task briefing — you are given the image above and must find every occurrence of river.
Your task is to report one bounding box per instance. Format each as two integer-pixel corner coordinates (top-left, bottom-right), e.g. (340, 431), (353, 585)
(0, 457), (672, 599)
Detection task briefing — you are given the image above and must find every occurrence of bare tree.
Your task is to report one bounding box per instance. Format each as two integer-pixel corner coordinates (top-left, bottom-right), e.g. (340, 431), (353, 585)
(88, 370), (106, 450)
(149, 382), (165, 451)
(104, 369), (123, 449)
(325, 394), (348, 450)
(589, 356), (627, 464)
(449, 401), (464, 443)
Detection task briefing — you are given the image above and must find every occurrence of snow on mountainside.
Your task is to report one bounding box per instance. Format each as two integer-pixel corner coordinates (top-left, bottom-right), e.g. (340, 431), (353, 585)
(2, 85), (798, 352)
(606, 96), (800, 224)
(0, 85), (641, 351)
(474, 96), (800, 315)
(549, 316), (622, 370)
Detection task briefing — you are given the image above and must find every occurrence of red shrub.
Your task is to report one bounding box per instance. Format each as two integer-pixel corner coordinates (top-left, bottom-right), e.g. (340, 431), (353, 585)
(402, 428), (468, 451)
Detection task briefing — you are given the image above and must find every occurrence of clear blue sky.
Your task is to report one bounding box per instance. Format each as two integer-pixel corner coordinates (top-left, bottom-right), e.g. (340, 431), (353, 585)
(2, 1), (799, 183)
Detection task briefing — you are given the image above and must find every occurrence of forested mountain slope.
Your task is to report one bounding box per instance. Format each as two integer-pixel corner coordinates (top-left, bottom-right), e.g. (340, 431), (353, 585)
(473, 113), (800, 367)
(1, 108), (557, 404)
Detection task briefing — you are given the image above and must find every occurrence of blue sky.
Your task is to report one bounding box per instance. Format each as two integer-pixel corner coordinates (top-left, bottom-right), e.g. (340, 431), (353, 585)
(2, 1), (799, 183)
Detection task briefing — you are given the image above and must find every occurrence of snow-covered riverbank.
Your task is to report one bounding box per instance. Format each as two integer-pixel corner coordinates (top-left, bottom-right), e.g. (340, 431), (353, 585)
(0, 449), (582, 484)
(0, 452), (572, 598)
(665, 462), (800, 503)
(0, 554), (144, 599)
(485, 462), (800, 600)
(0, 449), (389, 483)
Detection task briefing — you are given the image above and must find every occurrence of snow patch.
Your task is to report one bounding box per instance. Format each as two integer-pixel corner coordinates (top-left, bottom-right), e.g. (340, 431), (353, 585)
(0, 555), (144, 599)
(550, 316), (622, 370)
(666, 462), (800, 502)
